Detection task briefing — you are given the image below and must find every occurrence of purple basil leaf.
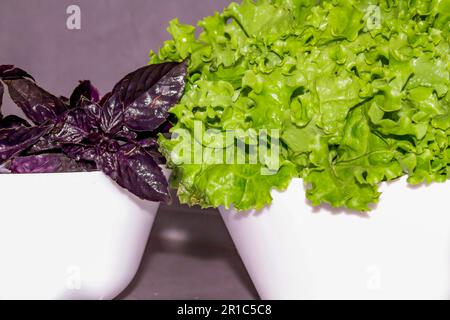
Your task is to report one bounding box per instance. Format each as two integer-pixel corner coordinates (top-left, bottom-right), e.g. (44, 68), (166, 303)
(59, 96), (70, 105)
(123, 61), (187, 131)
(145, 150), (165, 165)
(77, 97), (103, 124)
(69, 80), (100, 109)
(114, 127), (138, 141)
(135, 137), (165, 164)
(96, 149), (117, 177)
(0, 125), (50, 164)
(137, 137), (157, 149)
(27, 138), (61, 154)
(0, 115), (31, 129)
(0, 65), (35, 81)
(101, 61), (187, 134)
(0, 161), (11, 173)
(62, 143), (97, 162)
(10, 153), (96, 173)
(31, 102), (102, 154)
(99, 91), (112, 107)
(51, 108), (97, 144)
(99, 92), (124, 134)
(155, 120), (174, 134)
(64, 137), (119, 163)
(77, 160), (98, 171)
(98, 144), (169, 202)
(93, 136), (121, 179)
(28, 111), (90, 155)
(3, 78), (67, 125)
(0, 65), (13, 74)
(0, 81), (4, 120)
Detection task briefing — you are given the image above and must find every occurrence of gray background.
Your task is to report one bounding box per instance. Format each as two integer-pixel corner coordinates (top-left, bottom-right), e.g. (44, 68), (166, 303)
(0, 0), (257, 299)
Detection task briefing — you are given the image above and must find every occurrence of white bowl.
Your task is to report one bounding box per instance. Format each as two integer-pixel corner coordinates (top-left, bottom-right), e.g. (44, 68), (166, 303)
(220, 177), (450, 300)
(0, 171), (160, 300)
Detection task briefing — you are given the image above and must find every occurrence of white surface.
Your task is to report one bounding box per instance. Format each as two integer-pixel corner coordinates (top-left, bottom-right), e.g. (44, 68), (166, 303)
(0, 171), (160, 300)
(220, 178), (450, 300)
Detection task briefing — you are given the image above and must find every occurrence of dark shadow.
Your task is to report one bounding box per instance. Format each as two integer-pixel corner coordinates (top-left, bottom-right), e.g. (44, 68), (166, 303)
(117, 203), (259, 300)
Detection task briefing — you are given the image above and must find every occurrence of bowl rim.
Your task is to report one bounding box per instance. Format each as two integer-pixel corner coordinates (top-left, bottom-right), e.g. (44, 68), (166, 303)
(0, 170), (103, 178)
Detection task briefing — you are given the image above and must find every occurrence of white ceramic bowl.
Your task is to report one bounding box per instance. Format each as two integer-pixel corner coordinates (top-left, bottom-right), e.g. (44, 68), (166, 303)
(0, 171), (160, 300)
(220, 177), (450, 300)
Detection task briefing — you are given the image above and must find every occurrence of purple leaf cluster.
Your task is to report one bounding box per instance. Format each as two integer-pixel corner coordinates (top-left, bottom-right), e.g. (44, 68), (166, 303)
(0, 62), (187, 202)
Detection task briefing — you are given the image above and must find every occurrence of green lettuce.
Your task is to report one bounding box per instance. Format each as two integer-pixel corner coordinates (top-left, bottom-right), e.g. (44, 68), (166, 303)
(151, 0), (450, 212)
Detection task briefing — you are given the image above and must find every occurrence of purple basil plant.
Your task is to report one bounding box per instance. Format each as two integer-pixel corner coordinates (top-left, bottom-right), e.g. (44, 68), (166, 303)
(0, 62), (187, 202)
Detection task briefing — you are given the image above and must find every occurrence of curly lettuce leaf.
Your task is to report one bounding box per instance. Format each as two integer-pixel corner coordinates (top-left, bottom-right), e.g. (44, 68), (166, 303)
(152, 0), (450, 212)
